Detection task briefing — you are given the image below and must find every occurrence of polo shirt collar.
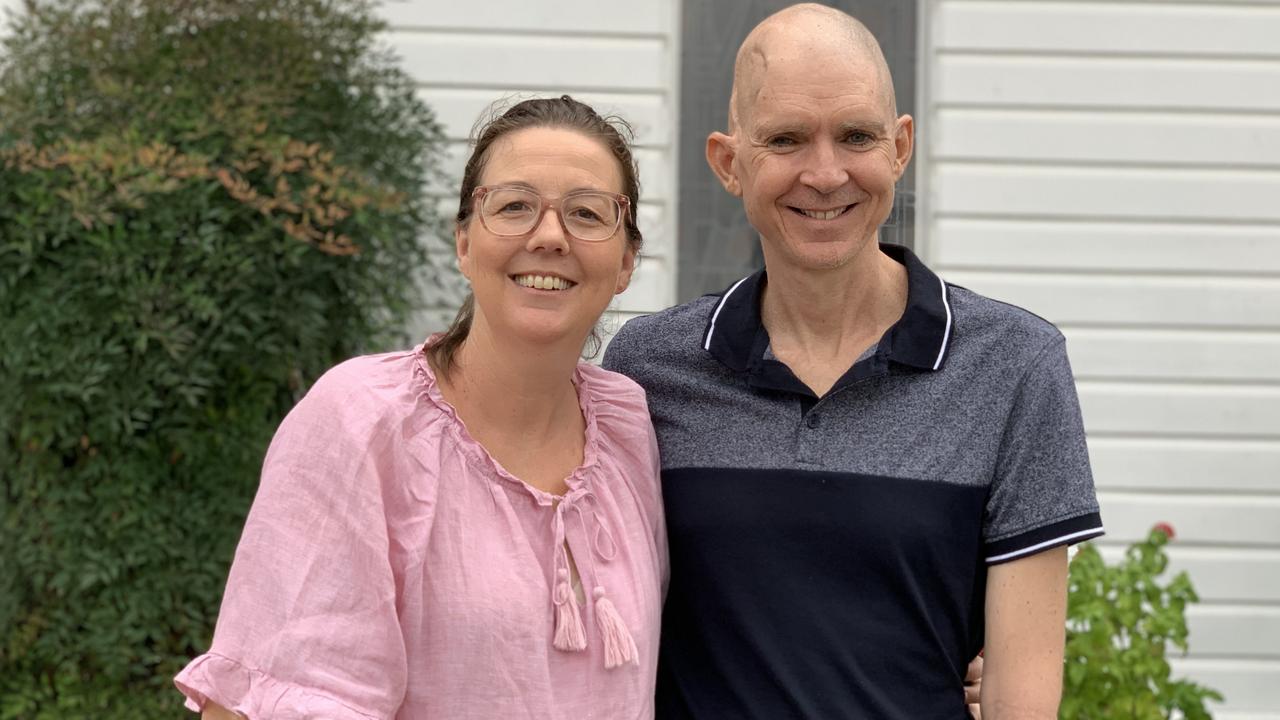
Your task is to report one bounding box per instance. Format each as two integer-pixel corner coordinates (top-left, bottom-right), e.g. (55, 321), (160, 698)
(701, 244), (953, 378)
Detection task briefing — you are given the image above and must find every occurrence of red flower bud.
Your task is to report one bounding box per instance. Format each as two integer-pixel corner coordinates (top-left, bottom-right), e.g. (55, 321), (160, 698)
(1152, 522), (1176, 540)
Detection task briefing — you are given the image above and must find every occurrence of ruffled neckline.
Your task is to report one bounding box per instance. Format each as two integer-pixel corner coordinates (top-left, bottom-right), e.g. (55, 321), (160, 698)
(410, 343), (603, 505)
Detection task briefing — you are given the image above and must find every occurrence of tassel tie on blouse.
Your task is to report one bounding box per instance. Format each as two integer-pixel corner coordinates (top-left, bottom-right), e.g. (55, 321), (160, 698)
(550, 490), (638, 669)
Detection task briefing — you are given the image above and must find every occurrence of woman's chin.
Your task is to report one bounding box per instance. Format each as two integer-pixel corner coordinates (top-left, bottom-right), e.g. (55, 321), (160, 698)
(494, 316), (595, 353)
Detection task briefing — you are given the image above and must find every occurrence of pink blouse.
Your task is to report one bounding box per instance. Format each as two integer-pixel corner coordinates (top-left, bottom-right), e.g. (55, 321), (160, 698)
(175, 347), (667, 719)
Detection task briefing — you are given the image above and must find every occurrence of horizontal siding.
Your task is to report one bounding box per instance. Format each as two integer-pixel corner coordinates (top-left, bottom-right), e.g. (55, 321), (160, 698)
(936, 1), (1280, 57)
(1090, 437), (1280, 492)
(933, 219), (1280, 274)
(1078, 381), (1280, 438)
(378, 0), (669, 35)
(1097, 492), (1280, 545)
(935, 54), (1280, 111)
(383, 0), (679, 341)
(943, 271), (1280, 328)
(1095, 544), (1280, 604)
(1185, 605), (1280, 658)
(388, 31), (668, 91)
(1064, 328), (1280, 382)
(933, 165), (1280, 223)
(935, 109), (1280, 167)
(926, 1), (1280, 712)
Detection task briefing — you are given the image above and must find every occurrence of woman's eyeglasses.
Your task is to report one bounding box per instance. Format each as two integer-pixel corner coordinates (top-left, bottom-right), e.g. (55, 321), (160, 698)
(472, 185), (630, 242)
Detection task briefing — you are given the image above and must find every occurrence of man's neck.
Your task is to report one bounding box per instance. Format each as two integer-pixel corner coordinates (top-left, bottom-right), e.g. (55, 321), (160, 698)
(759, 244), (909, 396)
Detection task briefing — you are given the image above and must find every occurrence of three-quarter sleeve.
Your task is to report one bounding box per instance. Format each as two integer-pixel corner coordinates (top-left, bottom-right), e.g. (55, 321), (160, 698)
(175, 372), (408, 719)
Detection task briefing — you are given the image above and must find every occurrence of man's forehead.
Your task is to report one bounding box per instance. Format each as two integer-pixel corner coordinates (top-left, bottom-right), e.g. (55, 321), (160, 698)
(738, 57), (893, 129)
(728, 5), (897, 131)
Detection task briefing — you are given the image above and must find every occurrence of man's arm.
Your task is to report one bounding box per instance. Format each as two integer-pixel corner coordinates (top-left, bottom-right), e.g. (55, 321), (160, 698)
(980, 546), (1068, 720)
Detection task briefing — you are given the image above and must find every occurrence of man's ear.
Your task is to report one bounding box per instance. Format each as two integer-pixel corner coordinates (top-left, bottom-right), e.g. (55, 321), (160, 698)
(455, 224), (472, 281)
(893, 114), (915, 180)
(706, 131), (742, 197)
(614, 245), (637, 295)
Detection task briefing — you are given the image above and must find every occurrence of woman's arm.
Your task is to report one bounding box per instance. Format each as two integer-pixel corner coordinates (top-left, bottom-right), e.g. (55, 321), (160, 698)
(980, 545), (1068, 720)
(202, 702), (241, 720)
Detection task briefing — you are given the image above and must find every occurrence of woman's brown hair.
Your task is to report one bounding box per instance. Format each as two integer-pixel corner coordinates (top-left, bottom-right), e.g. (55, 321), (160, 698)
(425, 95), (645, 378)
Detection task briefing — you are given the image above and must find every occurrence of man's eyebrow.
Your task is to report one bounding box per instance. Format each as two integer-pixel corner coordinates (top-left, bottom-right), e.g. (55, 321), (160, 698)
(839, 119), (888, 135)
(750, 119), (889, 139)
(750, 121), (804, 138)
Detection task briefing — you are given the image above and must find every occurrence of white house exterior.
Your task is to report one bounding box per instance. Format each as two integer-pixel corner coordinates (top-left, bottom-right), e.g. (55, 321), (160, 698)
(2, 0), (1275, 715)
(921, 2), (1280, 717)
(383, 2), (1280, 715)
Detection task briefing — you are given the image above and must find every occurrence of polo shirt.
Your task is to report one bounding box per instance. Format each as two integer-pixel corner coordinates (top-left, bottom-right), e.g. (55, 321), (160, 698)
(603, 244), (1104, 720)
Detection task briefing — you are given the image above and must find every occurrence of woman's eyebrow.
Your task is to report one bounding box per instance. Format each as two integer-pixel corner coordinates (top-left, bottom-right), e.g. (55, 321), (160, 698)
(488, 181), (611, 195)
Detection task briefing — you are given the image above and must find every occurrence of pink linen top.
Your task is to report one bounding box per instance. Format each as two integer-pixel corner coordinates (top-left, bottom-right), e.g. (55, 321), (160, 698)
(175, 347), (667, 719)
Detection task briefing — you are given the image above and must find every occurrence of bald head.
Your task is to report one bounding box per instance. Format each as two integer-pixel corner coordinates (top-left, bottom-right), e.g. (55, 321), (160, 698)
(728, 3), (896, 132)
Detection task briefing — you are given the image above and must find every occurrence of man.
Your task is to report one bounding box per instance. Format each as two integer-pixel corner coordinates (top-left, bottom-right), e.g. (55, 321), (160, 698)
(603, 4), (1103, 719)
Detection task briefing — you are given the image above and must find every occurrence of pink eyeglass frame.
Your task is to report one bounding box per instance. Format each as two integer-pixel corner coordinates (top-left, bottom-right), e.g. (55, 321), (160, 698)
(471, 185), (632, 242)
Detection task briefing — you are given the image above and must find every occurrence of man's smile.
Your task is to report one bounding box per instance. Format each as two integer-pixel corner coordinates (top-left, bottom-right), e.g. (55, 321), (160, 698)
(789, 204), (855, 221)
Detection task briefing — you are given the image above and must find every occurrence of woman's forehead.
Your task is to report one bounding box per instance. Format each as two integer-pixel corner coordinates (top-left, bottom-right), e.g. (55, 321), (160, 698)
(481, 127), (622, 189)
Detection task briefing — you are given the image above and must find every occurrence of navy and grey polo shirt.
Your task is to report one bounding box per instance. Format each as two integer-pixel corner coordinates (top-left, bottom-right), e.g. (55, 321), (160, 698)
(603, 244), (1104, 720)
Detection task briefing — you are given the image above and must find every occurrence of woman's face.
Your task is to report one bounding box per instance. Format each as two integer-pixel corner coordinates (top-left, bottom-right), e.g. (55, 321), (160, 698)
(456, 126), (636, 352)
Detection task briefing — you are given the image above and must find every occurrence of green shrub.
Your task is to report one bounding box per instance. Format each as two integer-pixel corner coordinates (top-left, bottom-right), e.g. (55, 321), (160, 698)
(0, 1), (445, 716)
(1062, 526), (1224, 719)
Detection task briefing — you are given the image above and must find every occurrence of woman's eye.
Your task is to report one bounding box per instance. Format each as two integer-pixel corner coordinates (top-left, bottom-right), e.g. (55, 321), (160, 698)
(498, 201), (531, 214)
(569, 208), (604, 223)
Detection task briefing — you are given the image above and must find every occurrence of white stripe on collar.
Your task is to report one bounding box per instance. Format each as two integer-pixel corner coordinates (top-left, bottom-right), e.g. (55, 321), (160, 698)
(932, 275), (952, 370)
(702, 275), (753, 352)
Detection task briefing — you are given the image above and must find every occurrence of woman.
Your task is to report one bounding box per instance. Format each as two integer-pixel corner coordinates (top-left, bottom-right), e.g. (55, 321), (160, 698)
(176, 96), (665, 719)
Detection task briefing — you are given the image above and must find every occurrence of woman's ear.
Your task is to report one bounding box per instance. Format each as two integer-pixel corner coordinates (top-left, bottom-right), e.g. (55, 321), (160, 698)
(455, 223), (472, 281)
(614, 245), (637, 295)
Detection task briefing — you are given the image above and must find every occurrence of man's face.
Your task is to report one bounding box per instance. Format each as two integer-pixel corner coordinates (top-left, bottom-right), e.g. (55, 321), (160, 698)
(716, 49), (913, 274)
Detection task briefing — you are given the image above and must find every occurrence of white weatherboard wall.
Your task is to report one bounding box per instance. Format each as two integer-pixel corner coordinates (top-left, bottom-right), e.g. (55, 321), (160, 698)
(376, 1), (680, 338)
(922, 0), (1280, 716)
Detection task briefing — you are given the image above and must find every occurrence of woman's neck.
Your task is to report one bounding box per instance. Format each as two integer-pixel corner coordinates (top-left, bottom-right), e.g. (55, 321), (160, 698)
(437, 320), (585, 451)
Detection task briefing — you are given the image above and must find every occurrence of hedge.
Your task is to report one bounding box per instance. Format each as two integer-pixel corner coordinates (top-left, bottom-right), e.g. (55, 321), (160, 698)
(0, 1), (446, 715)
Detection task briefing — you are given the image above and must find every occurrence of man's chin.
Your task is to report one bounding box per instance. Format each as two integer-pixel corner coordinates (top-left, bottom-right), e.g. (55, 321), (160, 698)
(765, 235), (877, 273)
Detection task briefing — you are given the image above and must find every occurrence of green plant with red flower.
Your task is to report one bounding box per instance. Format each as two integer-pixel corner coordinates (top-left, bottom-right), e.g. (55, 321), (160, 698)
(1061, 524), (1224, 719)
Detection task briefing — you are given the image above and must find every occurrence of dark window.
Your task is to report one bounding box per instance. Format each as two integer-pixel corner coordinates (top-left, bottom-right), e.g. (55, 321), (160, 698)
(677, 0), (917, 301)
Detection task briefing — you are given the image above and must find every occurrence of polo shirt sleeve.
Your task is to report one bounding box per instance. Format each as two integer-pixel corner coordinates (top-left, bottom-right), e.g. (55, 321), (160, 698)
(983, 336), (1104, 565)
(602, 319), (642, 378)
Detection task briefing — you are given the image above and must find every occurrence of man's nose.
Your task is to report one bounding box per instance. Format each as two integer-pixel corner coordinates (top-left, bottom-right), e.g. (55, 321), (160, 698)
(525, 206), (570, 254)
(800, 140), (849, 194)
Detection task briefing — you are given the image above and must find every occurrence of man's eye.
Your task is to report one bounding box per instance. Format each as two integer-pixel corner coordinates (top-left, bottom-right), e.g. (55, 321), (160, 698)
(767, 136), (796, 148)
(844, 131), (874, 145)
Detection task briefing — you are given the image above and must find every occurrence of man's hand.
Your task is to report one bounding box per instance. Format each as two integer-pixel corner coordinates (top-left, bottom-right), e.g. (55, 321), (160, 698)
(966, 653), (983, 719)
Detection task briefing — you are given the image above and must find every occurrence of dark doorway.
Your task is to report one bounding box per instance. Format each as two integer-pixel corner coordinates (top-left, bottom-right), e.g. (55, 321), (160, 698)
(676, 0), (917, 301)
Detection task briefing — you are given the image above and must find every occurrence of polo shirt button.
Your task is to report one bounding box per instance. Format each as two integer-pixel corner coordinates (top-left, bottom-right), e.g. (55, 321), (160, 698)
(806, 413), (820, 429)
